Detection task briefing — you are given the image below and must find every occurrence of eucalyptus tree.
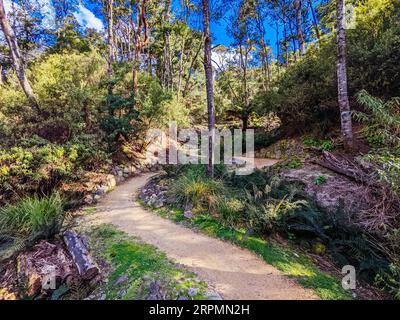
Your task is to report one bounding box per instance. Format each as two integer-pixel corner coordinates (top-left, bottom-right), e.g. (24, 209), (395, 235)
(336, 0), (353, 148)
(202, 0), (215, 177)
(0, 0), (40, 112)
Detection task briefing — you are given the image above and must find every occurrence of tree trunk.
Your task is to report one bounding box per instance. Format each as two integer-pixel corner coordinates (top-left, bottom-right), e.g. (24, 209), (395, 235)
(242, 114), (249, 131)
(336, 0), (354, 148)
(107, 0), (114, 97)
(0, 0), (40, 113)
(308, 0), (320, 40)
(202, 0), (216, 178)
(176, 37), (186, 101)
(295, 0), (305, 56)
(163, 0), (172, 90)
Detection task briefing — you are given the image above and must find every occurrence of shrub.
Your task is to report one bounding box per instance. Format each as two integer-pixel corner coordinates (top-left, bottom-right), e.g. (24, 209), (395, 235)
(214, 196), (245, 228)
(0, 193), (68, 245)
(169, 166), (224, 211)
(0, 145), (77, 202)
(302, 137), (334, 151)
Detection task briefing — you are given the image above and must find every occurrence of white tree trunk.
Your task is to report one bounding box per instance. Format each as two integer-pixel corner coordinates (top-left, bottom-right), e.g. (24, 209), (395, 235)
(336, 0), (354, 148)
(0, 0), (39, 112)
(202, 0), (216, 177)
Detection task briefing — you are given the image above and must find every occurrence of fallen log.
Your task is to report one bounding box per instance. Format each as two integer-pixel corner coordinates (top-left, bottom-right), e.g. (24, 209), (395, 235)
(311, 151), (371, 183)
(63, 231), (99, 280)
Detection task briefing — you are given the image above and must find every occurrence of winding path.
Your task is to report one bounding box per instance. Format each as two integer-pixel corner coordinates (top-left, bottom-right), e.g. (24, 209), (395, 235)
(84, 172), (318, 300)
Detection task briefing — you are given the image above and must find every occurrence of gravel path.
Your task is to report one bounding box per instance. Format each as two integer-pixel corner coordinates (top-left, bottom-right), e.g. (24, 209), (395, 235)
(85, 172), (318, 300)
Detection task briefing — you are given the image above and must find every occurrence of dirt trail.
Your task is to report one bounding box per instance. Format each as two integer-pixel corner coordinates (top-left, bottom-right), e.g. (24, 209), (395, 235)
(84, 172), (318, 300)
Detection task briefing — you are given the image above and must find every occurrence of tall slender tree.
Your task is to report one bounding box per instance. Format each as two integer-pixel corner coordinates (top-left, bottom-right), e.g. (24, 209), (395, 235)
(202, 0), (216, 177)
(107, 0), (115, 97)
(0, 0), (40, 113)
(295, 0), (305, 55)
(307, 0), (320, 40)
(336, 0), (353, 148)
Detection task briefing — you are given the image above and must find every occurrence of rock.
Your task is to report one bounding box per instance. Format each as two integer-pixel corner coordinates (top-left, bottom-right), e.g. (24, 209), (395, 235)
(184, 211), (194, 219)
(187, 288), (199, 297)
(185, 202), (194, 211)
(204, 291), (223, 300)
(94, 195), (101, 201)
(114, 275), (129, 287)
(146, 280), (165, 300)
(232, 158), (247, 168)
(106, 175), (117, 189)
(83, 195), (94, 205)
(119, 288), (127, 298)
(95, 185), (107, 196)
(154, 199), (164, 208)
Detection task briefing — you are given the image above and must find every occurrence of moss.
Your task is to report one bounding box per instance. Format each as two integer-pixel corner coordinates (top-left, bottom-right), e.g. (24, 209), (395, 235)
(151, 207), (352, 300)
(85, 224), (209, 300)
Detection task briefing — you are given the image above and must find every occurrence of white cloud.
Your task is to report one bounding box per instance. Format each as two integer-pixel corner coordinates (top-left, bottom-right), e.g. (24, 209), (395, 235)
(212, 49), (238, 71)
(36, 0), (56, 29)
(74, 4), (104, 32)
(2, 0), (55, 29)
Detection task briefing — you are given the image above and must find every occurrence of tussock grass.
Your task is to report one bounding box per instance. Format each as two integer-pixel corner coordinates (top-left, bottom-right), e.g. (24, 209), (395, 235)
(0, 193), (67, 246)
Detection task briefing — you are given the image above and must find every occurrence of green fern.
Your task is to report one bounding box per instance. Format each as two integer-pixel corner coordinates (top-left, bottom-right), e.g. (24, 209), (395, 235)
(355, 90), (400, 150)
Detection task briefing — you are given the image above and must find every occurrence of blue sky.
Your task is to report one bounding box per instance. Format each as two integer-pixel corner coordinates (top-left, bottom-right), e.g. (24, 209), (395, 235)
(5, 0), (317, 55)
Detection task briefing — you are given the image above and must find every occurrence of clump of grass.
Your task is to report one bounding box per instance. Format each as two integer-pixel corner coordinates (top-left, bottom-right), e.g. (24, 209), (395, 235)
(0, 193), (67, 246)
(169, 166), (224, 211)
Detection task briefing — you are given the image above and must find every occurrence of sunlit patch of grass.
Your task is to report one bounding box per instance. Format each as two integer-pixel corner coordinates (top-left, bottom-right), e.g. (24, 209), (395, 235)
(86, 224), (209, 300)
(81, 207), (97, 216)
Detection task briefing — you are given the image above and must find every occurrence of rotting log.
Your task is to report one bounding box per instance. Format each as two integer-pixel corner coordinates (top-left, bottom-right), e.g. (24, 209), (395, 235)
(311, 151), (370, 183)
(63, 231), (99, 280)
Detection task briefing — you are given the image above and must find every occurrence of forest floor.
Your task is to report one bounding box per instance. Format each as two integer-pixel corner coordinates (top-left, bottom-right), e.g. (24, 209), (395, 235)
(82, 171), (319, 300)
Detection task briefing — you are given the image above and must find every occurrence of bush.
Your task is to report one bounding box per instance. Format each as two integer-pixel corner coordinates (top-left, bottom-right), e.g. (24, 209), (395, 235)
(0, 145), (78, 203)
(214, 196), (245, 228)
(302, 137), (334, 151)
(0, 51), (106, 143)
(0, 193), (68, 245)
(168, 166), (224, 212)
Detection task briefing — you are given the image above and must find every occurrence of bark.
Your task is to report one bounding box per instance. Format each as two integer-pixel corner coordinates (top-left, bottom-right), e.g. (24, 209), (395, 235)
(107, 0), (115, 97)
(308, 0), (320, 40)
(202, 0), (216, 178)
(295, 0), (305, 56)
(63, 231), (99, 280)
(162, 0), (172, 90)
(336, 0), (354, 148)
(0, 0), (40, 113)
(255, 11), (270, 90)
(176, 37), (186, 101)
(132, 0), (148, 99)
